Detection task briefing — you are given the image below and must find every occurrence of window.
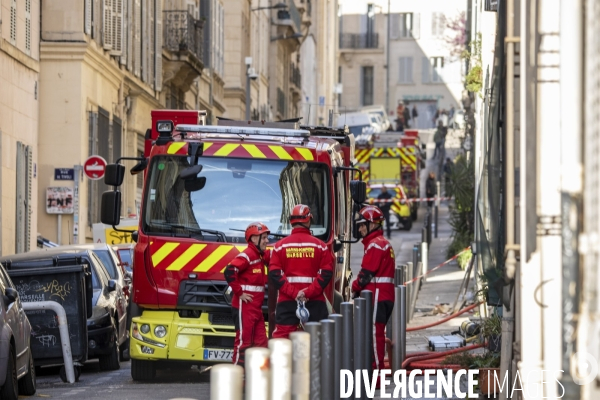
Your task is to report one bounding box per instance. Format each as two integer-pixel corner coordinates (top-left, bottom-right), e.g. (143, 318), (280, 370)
(390, 13), (420, 39)
(361, 66), (374, 106)
(15, 142), (32, 254)
(431, 12), (446, 37)
(422, 57), (444, 83)
(398, 57), (413, 84)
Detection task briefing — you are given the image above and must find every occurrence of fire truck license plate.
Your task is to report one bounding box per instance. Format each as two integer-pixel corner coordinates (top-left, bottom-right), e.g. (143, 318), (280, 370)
(204, 349), (233, 361)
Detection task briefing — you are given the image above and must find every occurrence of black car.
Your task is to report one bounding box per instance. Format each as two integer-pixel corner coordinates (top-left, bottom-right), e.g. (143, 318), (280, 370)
(0, 248), (128, 371)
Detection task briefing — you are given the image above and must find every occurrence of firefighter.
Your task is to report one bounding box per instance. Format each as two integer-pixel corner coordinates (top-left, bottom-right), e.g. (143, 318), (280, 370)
(269, 204), (334, 339)
(351, 205), (395, 372)
(223, 222), (270, 367)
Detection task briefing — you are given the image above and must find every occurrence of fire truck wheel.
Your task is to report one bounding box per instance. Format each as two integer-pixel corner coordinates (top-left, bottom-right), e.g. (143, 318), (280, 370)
(403, 219), (413, 231)
(131, 359), (156, 381)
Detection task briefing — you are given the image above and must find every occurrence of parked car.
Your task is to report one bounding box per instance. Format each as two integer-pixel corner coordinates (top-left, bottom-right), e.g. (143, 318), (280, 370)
(361, 105), (392, 131)
(0, 248), (129, 370)
(0, 264), (36, 399)
(336, 112), (379, 137)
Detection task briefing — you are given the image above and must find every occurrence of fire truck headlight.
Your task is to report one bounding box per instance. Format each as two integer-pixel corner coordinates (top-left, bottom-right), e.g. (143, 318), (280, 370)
(156, 120), (173, 134)
(154, 325), (167, 338)
(140, 324), (150, 334)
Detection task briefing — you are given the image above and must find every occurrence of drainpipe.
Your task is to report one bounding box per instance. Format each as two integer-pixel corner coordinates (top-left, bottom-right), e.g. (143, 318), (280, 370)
(559, 0), (582, 398)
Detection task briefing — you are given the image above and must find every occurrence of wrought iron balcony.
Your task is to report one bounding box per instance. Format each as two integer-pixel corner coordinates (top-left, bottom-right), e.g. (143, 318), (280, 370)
(339, 33), (379, 49)
(275, 0), (302, 34)
(163, 10), (204, 61)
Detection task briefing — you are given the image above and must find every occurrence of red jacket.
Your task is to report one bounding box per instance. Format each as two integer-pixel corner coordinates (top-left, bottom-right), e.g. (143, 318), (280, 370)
(268, 227), (334, 302)
(352, 229), (395, 302)
(224, 244), (270, 309)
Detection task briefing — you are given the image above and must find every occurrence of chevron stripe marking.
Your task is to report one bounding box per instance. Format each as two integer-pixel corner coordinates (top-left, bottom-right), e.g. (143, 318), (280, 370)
(166, 244), (207, 271)
(296, 148), (314, 161)
(194, 245), (235, 272)
(214, 143), (240, 156)
(167, 142), (187, 154)
(152, 243), (180, 267)
(269, 146), (293, 160)
(242, 144), (267, 158)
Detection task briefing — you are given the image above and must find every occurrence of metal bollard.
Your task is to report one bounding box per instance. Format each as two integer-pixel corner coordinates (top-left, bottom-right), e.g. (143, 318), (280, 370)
(211, 364), (244, 400)
(269, 339), (292, 400)
(340, 302), (354, 373)
(392, 285), (407, 372)
(304, 322), (321, 400)
(405, 262), (413, 324)
(388, 265), (407, 341)
(361, 290), (374, 377)
(246, 348), (271, 400)
(330, 314), (343, 400)
(421, 241), (428, 283)
(290, 332), (311, 400)
(421, 227), (427, 245)
(354, 297), (367, 399)
(413, 244), (420, 287)
(320, 319), (335, 400)
(409, 263), (421, 321)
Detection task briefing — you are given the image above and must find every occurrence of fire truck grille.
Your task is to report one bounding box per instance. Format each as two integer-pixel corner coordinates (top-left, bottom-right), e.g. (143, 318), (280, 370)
(208, 312), (234, 326)
(177, 280), (230, 311)
(204, 336), (235, 349)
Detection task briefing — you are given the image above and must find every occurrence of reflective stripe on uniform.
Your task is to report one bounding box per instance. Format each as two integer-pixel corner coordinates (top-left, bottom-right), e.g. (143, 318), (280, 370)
(287, 277), (314, 283)
(241, 285), (265, 292)
(372, 277), (394, 283)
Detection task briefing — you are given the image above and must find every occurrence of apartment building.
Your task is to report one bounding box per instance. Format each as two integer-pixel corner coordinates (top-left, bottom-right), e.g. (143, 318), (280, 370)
(338, 0), (466, 128)
(0, 0), (40, 254)
(37, 0), (206, 245)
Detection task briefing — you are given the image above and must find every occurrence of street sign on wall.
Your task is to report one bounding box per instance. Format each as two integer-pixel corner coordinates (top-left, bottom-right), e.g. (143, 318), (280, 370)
(46, 187), (74, 214)
(54, 168), (75, 181)
(83, 155), (107, 180)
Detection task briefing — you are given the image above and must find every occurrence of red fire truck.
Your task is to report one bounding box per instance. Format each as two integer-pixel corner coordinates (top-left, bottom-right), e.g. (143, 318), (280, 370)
(100, 110), (365, 380)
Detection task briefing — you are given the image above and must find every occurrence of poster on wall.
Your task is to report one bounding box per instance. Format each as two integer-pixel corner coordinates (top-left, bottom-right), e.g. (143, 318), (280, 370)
(46, 187), (74, 214)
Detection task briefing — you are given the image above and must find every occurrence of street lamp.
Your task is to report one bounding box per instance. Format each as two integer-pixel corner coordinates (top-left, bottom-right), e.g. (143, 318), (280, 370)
(251, 2), (287, 12)
(245, 57), (259, 121)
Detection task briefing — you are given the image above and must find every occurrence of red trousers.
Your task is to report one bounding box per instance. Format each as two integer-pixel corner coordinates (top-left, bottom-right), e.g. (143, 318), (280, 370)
(372, 321), (386, 370)
(231, 305), (267, 366)
(272, 324), (300, 339)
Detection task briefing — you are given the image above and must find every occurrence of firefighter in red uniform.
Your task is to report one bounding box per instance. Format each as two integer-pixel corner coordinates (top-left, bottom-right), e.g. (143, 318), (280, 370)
(269, 204), (334, 339)
(352, 205), (395, 371)
(224, 222), (270, 367)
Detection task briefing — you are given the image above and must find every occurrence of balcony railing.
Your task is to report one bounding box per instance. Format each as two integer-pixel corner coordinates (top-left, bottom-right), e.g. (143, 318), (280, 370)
(163, 10), (204, 61)
(339, 33), (379, 49)
(290, 63), (301, 88)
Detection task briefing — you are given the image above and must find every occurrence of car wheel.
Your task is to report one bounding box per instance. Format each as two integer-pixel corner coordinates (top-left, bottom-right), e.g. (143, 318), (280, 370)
(0, 346), (18, 400)
(99, 318), (121, 371)
(18, 350), (36, 395)
(59, 366), (81, 383)
(131, 359), (156, 381)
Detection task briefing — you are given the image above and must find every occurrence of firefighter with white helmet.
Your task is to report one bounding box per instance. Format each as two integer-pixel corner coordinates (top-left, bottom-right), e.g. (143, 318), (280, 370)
(352, 205), (396, 372)
(224, 222), (271, 367)
(269, 204), (334, 339)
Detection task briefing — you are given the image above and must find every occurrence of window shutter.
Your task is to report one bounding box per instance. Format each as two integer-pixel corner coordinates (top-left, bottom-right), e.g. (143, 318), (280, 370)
(399, 57), (405, 83)
(389, 13), (399, 40)
(25, 145), (32, 252)
(422, 57), (430, 83)
(25, 0), (31, 54)
(103, 0), (113, 50)
(109, 0), (123, 55)
(85, 0), (92, 35)
(407, 57), (413, 83)
(141, 0), (148, 83)
(126, 0), (133, 69)
(412, 13), (420, 39)
(147, 0), (155, 86)
(154, 0), (163, 91)
(120, 0), (128, 64)
(10, 0), (16, 45)
(133, 0), (141, 77)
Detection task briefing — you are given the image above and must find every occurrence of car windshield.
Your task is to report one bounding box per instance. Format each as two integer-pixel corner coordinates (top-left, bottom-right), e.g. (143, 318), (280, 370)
(369, 188), (398, 198)
(347, 124), (371, 136)
(143, 155), (330, 241)
(92, 249), (118, 279)
(117, 249), (133, 273)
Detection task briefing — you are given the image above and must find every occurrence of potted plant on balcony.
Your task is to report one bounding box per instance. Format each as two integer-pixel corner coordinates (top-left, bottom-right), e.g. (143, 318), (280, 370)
(481, 313), (502, 352)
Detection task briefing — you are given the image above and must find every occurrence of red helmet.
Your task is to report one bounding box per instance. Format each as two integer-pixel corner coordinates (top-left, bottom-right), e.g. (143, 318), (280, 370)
(356, 206), (384, 224)
(290, 204), (312, 225)
(245, 222), (270, 242)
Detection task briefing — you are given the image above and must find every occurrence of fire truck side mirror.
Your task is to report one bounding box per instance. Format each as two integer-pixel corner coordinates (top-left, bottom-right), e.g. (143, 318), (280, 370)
(101, 190), (121, 226)
(105, 164), (125, 187)
(350, 180), (367, 204)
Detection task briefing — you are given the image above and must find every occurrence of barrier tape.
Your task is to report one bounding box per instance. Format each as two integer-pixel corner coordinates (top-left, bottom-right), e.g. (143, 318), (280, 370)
(367, 197), (452, 204)
(403, 246), (471, 286)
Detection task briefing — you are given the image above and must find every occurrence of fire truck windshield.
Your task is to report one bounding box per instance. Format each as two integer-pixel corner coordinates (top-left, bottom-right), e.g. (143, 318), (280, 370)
(142, 155), (330, 242)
